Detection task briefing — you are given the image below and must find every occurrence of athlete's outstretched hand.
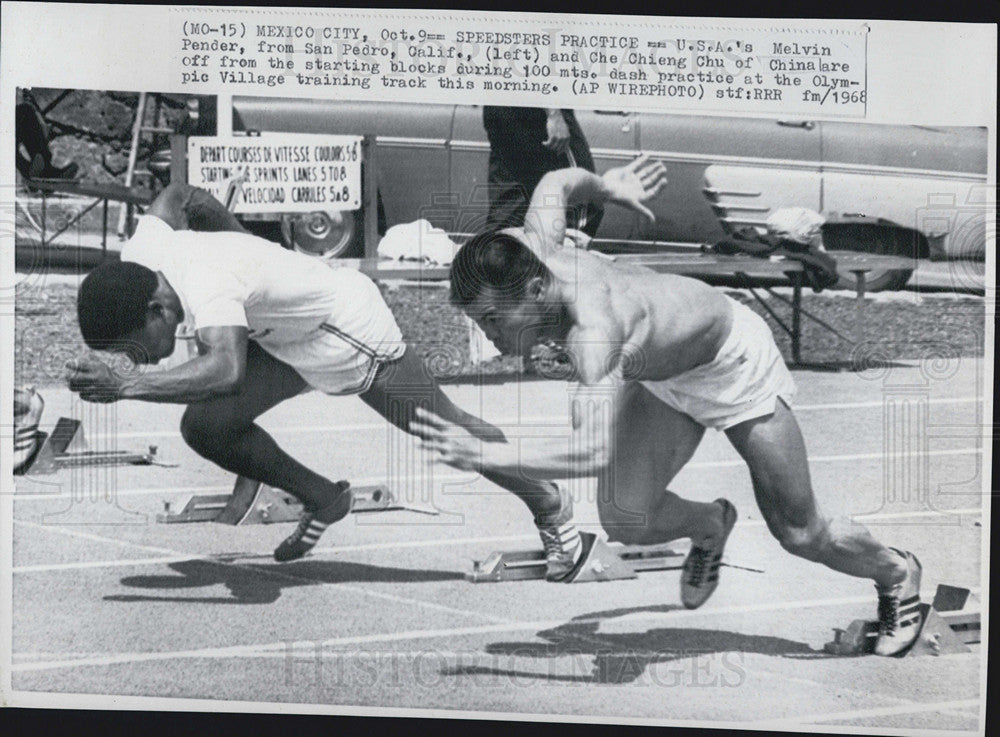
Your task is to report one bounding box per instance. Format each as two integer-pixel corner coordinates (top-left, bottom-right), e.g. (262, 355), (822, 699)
(411, 407), (489, 473)
(601, 155), (668, 222)
(66, 357), (122, 403)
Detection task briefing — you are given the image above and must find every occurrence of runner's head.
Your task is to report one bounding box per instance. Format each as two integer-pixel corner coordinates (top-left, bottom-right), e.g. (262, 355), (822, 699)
(450, 230), (564, 358)
(77, 261), (183, 364)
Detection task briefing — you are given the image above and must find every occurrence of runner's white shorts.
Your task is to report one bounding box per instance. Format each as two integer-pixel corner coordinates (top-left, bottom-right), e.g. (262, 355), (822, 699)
(256, 268), (405, 396)
(640, 297), (796, 430)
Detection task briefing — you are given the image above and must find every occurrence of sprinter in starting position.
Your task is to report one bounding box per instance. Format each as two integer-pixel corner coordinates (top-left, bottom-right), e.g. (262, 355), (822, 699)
(414, 157), (924, 656)
(67, 183), (579, 578)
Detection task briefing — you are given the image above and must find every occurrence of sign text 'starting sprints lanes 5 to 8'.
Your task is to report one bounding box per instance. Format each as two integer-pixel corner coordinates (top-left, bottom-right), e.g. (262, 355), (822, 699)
(187, 133), (363, 214)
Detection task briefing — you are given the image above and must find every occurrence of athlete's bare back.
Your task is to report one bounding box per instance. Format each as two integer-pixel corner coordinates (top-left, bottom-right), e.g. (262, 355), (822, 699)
(545, 248), (734, 382)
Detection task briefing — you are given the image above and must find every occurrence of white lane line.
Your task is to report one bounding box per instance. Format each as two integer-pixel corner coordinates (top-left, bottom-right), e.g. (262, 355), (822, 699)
(12, 650), (542, 661)
(11, 534), (541, 574)
(746, 651), (984, 723)
(850, 506), (984, 522)
(11, 519), (514, 627)
(754, 698), (981, 726)
(794, 396), (981, 412)
(11, 446), (983, 503)
(13, 652), (130, 660)
(738, 505), (983, 529)
(14, 505), (983, 574)
(11, 484), (235, 502)
(310, 533), (537, 555)
(14, 519), (189, 557)
(13, 556), (194, 573)
(10, 589), (967, 673)
(745, 664), (950, 721)
(11, 474), (471, 501)
(94, 396), (983, 441)
(688, 446), (979, 470)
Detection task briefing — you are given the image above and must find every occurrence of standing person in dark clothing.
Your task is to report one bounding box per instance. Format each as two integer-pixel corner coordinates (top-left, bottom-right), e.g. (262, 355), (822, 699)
(482, 107), (603, 238)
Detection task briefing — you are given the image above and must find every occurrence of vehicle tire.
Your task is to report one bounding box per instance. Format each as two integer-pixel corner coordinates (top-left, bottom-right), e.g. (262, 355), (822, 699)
(821, 219), (925, 292)
(834, 267), (914, 292)
(279, 191), (386, 260)
(282, 210), (362, 259)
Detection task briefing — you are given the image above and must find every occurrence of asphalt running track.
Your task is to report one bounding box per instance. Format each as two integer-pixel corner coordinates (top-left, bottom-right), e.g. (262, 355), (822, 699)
(7, 358), (988, 732)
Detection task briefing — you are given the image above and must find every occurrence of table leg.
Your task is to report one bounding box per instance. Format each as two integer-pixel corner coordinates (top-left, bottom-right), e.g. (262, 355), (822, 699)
(854, 271), (867, 349)
(792, 272), (802, 364)
(102, 199), (109, 255)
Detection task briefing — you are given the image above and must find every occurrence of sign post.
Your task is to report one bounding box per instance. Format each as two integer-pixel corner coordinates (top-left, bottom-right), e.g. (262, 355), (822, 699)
(362, 135), (378, 260)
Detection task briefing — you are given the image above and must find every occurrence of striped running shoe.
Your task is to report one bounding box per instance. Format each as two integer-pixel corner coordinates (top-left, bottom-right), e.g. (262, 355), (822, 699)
(273, 481), (352, 562)
(680, 498), (737, 609)
(13, 386), (44, 474)
(873, 549), (924, 656)
(535, 484), (583, 582)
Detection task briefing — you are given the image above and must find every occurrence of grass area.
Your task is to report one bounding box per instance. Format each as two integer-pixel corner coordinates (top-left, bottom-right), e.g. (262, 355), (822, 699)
(13, 280), (984, 388)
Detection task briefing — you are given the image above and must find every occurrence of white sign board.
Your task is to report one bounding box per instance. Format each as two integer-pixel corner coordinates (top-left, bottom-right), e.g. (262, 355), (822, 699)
(187, 133), (363, 214)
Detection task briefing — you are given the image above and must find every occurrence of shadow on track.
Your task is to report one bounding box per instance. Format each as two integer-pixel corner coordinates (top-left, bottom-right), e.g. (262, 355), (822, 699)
(444, 605), (823, 685)
(105, 557), (464, 604)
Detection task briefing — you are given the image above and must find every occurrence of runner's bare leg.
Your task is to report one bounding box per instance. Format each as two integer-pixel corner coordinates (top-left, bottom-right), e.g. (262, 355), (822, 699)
(725, 399), (907, 586)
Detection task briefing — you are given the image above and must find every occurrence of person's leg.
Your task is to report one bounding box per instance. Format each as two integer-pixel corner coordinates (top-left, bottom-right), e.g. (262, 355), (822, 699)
(598, 382), (723, 545)
(361, 348), (584, 579)
(359, 348), (564, 520)
(180, 341), (344, 511)
(360, 348), (581, 579)
(600, 383), (736, 608)
(485, 155), (535, 232)
(724, 399), (907, 585)
(725, 398), (924, 654)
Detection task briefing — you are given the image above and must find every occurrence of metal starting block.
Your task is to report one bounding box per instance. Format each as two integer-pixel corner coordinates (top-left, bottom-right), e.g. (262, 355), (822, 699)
(467, 531), (692, 583)
(824, 584), (981, 657)
(28, 417), (163, 474)
(157, 475), (437, 525)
